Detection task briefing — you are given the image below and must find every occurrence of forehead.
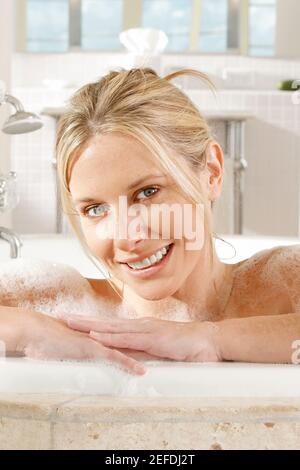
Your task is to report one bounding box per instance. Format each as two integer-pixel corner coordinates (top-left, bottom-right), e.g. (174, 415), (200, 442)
(69, 132), (164, 196)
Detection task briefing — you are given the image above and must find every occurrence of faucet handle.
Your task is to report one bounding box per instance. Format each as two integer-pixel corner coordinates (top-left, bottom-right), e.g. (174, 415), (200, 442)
(0, 172), (20, 213)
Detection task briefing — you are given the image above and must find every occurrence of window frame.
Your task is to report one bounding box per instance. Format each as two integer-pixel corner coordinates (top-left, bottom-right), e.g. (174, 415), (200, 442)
(16, 0), (275, 57)
(248, 0), (277, 57)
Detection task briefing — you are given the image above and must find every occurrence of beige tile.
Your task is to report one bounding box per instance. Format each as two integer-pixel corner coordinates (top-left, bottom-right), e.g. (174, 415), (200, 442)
(0, 393), (300, 450)
(0, 417), (51, 450)
(0, 393), (78, 420)
(55, 395), (300, 423)
(52, 421), (214, 450)
(52, 421), (300, 450)
(213, 422), (300, 450)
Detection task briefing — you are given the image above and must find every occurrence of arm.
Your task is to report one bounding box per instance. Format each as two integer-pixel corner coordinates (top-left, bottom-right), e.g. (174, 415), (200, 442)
(0, 305), (26, 354)
(60, 312), (300, 365)
(216, 313), (300, 364)
(216, 244), (300, 364)
(0, 305), (145, 374)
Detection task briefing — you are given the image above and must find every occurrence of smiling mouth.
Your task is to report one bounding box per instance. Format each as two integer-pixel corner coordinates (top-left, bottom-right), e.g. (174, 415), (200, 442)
(125, 243), (173, 270)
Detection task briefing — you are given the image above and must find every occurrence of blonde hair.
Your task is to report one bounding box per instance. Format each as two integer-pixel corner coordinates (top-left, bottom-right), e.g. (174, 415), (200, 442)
(55, 67), (222, 300)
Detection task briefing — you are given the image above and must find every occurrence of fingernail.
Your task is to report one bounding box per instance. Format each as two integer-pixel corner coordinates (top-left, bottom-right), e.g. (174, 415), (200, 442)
(90, 331), (100, 339)
(134, 363), (146, 375)
(56, 313), (68, 320)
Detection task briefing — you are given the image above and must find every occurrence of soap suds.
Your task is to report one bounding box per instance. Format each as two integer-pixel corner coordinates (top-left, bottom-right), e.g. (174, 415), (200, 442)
(230, 245), (300, 314)
(0, 257), (199, 322)
(232, 248), (278, 309)
(115, 295), (201, 323)
(259, 245), (300, 312)
(0, 257), (114, 318)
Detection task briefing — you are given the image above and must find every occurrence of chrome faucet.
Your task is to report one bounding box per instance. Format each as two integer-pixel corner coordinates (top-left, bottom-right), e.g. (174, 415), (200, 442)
(0, 226), (22, 258)
(0, 83), (42, 258)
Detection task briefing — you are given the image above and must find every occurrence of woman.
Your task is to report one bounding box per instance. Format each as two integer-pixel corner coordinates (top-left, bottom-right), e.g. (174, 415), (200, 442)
(1, 67), (300, 374)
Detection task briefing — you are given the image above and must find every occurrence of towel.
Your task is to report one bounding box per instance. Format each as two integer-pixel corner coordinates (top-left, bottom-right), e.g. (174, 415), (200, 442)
(119, 28), (168, 73)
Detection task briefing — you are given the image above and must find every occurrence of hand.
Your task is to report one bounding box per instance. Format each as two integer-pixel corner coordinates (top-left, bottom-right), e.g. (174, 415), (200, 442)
(60, 314), (223, 363)
(13, 309), (146, 375)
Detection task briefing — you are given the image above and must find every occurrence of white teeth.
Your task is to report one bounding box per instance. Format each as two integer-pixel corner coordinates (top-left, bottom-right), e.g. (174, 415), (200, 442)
(149, 254), (157, 264)
(127, 244), (171, 270)
(142, 258), (152, 267)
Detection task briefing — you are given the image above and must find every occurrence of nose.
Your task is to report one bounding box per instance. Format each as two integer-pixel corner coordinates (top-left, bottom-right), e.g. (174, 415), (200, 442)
(116, 236), (145, 254)
(114, 209), (149, 253)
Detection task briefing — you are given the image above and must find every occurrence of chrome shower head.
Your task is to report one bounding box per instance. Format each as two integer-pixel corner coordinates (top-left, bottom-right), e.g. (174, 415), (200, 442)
(2, 111), (43, 134)
(1, 94), (43, 135)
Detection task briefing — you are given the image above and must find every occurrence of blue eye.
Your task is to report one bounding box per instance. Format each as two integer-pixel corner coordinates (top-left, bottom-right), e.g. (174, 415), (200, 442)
(83, 204), (109, 218)
(136, 187), (159, 200)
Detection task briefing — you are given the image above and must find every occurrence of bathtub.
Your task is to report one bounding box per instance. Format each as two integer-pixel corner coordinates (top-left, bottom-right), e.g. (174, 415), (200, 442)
(0, 232), (299, 397)
(1, 232), (299, 278)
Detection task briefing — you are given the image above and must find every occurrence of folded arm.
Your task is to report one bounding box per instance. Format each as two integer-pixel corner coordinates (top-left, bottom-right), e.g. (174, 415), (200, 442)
(217, 313), (300, 364)
(0, 305), (146, 374)
(60, 312), (300, 365)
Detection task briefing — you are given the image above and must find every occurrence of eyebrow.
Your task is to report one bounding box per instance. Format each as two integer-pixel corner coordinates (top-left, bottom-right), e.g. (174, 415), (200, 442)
(73, 174), (166, 204)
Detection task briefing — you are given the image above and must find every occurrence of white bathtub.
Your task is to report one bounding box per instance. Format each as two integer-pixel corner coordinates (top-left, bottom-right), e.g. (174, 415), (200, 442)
(0, 357), (299, 397)
(0, 232), (299, 397)
(1, 232), (299, 277)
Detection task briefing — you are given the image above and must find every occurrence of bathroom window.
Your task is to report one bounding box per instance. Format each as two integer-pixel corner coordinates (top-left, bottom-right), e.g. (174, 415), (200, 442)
(24, 0), (276, 56)
(198, 0), (228, 53)
(248, 0), (277, 57)
(25, 0), (234, 54)
(27, 0), (69, 52)
(81, 0), (123, 50)
(141, 0), (193, 52)
(26, 0), (123, 52)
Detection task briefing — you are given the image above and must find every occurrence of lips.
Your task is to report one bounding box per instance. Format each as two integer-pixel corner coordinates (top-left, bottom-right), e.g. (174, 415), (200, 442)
(121, 243), (174, 279)
(127, 243), (172, 270)
(118, 243), (173, 265)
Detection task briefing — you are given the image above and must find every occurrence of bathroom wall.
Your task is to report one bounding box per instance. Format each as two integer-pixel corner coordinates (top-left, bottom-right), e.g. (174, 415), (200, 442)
(188, 88), (300, 236)
(276, 0), (300, 59)
(8, 52), (300, 236)
(11, 52), (300, 90)
(0, 0), (15, 228)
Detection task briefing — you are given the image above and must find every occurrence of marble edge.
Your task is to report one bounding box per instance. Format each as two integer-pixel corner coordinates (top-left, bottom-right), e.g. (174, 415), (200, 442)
(1, 395), (300, 422)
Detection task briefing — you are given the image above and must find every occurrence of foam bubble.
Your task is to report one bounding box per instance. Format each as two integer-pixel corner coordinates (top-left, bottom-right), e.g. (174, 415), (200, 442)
(259, 245), (300, 312)
(114, 294), (202, 323)
(229, 245), (300, 314)
(0, 257), (209, 323)
(0, 257), (113, 318)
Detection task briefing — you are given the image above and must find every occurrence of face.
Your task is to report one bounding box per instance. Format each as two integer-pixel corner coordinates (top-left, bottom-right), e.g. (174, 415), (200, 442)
(69, 132), (223, 301)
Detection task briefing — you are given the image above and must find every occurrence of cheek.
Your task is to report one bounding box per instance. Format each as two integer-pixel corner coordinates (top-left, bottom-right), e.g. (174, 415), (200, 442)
(180, 248), (201, 275)
(80, 220), (112, 260)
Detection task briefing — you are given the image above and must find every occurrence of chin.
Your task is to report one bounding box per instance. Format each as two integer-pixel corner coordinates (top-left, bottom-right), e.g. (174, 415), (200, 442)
(136, 283), (178, 301)
(141, 292), (168, 301)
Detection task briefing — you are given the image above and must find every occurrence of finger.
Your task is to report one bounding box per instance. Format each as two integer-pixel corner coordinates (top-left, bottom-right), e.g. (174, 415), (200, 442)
(67, 317), (155, 333)
(114, 348), (159, 361)
(66, 318), (97, 333)
(64, 317), (120, 333)
(56, 313), (110, 326)
(90, 331), (151, 351)
(96, 343), (147, 375)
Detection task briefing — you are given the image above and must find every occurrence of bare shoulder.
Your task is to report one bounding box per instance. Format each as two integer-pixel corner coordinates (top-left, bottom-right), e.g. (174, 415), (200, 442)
(0, 258), (101, 307)
(234, 244), (300, 276)
(231, 244), (300, 314)
(85, 277), (122, 304)
(262, 244), (300, 312)
(268, 243), (300, 266)
(258, 244), (300, 281)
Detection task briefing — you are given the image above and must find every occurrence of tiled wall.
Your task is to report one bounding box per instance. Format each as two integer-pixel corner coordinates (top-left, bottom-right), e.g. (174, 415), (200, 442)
(9, 53), (300, 236)
(189, 90), (300, 236)
(12, 52), (300, 90)
(10, 90), (71, 234)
